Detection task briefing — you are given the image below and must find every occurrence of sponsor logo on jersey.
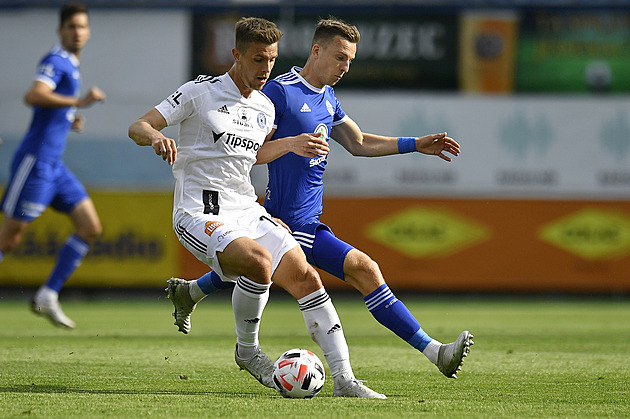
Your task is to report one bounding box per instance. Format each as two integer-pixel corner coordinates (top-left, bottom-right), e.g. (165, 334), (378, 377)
(212, 131), (224, 143)
(204, 221), (224, 237)
(300, 103), (311, 113)
(167, 90), (183, 108)
(225, 133), (261, 152)
(233, 107), (253, 128)
(217, 104), (229, 114)
(216, 230), (234, 242)
(309, 154), (326, 167)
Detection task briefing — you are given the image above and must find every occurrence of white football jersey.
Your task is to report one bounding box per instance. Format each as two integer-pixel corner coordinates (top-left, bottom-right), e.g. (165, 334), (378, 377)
(155, 73), (274, 218)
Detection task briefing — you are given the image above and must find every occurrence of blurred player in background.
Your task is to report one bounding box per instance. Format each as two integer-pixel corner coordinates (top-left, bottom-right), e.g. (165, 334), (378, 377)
(0, 3), (106, 329)
(194, 17), (474, 379)
(129, 17), (385, 398)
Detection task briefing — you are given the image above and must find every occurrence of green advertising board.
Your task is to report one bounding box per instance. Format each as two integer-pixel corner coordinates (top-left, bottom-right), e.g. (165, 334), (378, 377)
(516, 10), (630, 93)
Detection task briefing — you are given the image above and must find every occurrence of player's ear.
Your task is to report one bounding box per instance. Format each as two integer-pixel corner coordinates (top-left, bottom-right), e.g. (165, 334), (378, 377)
(232, 48), (240, 63)
(311, 44), (320, 58)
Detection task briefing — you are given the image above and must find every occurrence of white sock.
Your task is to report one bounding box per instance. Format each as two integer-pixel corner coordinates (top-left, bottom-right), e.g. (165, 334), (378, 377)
(35, 285), (58, 302)
(188, 280), (206, 303)
(298, 288), (354, 382)
(423, 340), (442, 364)
(232, 276), (270, 359)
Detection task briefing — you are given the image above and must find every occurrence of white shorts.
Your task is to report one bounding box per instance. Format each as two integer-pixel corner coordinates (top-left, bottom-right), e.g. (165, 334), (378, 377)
(173, 205), (298, 282)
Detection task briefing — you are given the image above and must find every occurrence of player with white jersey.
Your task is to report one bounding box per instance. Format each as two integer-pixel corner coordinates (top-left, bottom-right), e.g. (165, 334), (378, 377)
(0, 3), (106, 329)
(194, 17), (474, 380)
(129, 17), (385, 398)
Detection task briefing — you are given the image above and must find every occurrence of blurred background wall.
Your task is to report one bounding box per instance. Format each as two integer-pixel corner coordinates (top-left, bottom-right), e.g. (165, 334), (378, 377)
(1, 1), (629, 294)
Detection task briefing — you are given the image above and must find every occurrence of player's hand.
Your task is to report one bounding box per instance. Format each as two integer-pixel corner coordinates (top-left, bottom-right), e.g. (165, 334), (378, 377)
(290, 133), (329, 158)
(71, 115), (85, 132)
(417, 132), (460, 162)
(78, 86), (106, 107)
(272, 217), (292, 233)
(152, 136), (177, 165)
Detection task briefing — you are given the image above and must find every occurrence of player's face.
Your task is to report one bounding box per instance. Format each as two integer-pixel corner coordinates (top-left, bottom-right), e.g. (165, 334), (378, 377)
(58, 12), (90, 54)
(317, 36), (356, 86)
(235, 41), (278, 94)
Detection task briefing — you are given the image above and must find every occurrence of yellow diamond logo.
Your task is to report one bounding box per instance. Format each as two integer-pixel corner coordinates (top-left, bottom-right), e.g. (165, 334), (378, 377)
(365, 206), (490, 258)
(539, 208), (630, 260)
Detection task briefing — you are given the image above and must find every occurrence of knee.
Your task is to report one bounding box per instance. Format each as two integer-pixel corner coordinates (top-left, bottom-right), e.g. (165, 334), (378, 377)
(0, 234), (22, 252)
(0, 224), (26, 252)
(77, 221), (102, 244)
(242, 247), (273, 283)
(290, 265), (323, 297)
(344, 252), (384, 295)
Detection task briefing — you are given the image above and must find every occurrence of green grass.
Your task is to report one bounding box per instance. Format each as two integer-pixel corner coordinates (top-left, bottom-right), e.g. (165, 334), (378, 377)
(0, 292), (628, 418)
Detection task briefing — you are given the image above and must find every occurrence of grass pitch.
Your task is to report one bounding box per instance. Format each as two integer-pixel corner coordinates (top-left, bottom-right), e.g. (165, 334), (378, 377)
(0, 291), (628, 418)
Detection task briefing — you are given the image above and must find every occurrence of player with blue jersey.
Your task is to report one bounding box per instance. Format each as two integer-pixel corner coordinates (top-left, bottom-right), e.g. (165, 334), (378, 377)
(193, 17), (474, 379)
(0, 3), (106, 328)
(129, 17), (385, 398)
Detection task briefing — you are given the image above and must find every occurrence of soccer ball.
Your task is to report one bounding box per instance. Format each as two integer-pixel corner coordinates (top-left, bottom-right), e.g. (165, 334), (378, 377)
(272, 348), (325, 398)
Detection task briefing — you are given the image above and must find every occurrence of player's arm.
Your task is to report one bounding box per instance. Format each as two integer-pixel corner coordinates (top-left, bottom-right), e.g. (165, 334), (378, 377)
(128, 108), (177, 165)
(332, 118), (461, 161)
(24, 81), (105, 108)
(255, 128), (329, 164)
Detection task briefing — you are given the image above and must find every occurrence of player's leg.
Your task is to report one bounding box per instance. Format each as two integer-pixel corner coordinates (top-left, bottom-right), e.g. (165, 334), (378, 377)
(0, 217), (30, 263)
(270, 245), (385, 398)
(31, 196), (101, 329)
(0, 154), (38, 260)
(218, 236), (280, 388)
(172, 211), (276, 387)
(313, 227), (474, 378)
(46, 197), (101, 292)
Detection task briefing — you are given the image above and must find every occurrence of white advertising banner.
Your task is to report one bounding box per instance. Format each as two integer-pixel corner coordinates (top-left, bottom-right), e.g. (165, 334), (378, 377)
(313, 92), (630, 200)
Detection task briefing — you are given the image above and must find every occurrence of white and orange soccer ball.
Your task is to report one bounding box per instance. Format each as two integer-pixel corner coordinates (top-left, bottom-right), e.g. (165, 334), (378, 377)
(272, 348), (325, 398)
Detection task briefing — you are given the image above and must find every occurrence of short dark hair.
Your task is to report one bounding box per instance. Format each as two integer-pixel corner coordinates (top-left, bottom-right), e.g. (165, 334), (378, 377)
(235, 17), (283, 53)
(312, 17), (360, 47)
(59, 3), (88, 28)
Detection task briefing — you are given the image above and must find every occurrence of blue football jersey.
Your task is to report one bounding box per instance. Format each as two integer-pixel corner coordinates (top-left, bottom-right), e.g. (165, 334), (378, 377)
(262, 66), (347, 228)
(16, 45), (81, 163)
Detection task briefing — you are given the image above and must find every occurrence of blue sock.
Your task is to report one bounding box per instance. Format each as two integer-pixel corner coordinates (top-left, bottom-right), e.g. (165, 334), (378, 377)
(364, 284), (433, 351)
(197, 270), (235, 294)
(45, 235), (90, 293)
(0, 250), (4, 263)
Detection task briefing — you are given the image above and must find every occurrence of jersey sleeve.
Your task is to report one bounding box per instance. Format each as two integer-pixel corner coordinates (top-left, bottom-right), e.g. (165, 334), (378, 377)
(330, 87), (348, 126)
(34, 54), (67, 90)
(261, 81), (287, 129)
(155, 80), (197, 127)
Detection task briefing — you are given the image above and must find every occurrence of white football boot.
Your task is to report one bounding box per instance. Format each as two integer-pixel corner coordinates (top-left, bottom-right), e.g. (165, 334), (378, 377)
(234, 344), (275, 388)
(30, 287), (75, 329)
(436, 330), (474, 378)
(333, 375), (387, 399)
(165, 278), (197, 334)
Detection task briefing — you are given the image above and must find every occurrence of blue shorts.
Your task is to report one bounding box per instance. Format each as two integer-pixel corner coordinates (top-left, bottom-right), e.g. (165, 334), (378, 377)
(292, 222), (354, 281)
(1, 153), (88, 221)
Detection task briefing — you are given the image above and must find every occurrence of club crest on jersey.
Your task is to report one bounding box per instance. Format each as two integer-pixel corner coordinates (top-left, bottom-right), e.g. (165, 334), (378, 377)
(257, 112), (266, 129)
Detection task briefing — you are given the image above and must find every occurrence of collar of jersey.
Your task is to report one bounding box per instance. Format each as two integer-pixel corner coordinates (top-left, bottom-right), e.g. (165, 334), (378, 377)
(291, 66), (326, 94)
(51, 44), (80, 67)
